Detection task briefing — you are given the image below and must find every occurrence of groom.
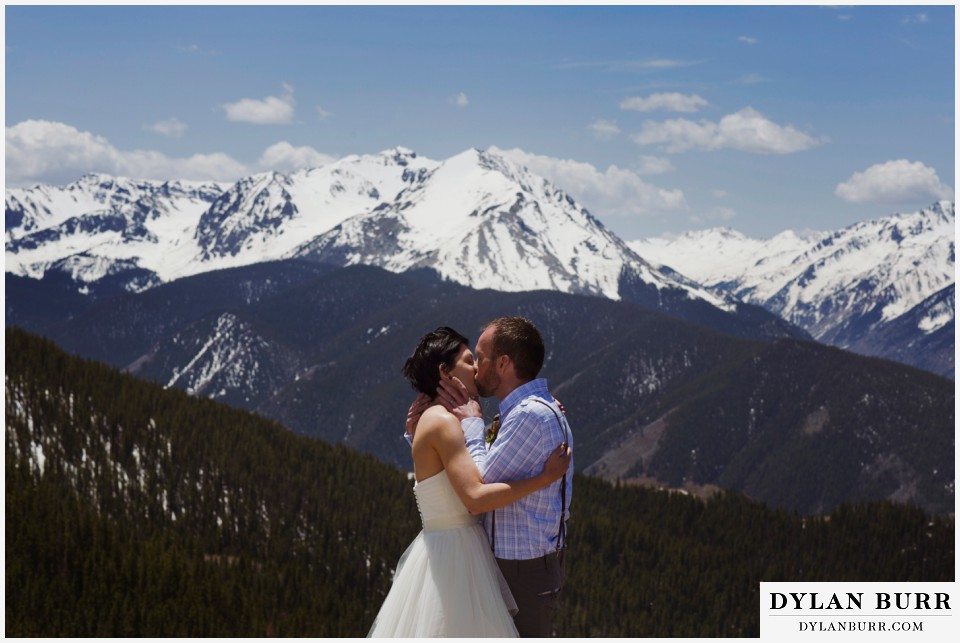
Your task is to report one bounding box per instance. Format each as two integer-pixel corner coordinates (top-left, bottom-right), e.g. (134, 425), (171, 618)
(412, 316), (573, 637)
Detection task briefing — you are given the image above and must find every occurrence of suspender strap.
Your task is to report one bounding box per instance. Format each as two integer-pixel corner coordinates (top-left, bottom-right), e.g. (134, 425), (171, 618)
(488, 399), (570, 558)
(532, 399), (569, 556)
(491, 504), (496, 555)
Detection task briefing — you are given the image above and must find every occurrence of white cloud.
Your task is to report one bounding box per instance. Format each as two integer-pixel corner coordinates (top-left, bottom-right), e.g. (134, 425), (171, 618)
(620, 93), (708, 113)
(735, 73), (769, 85)
(714, 206), (737, 220)
(631, 107), (826, 154)
(5, 119), (335, 186)
(145, 117), (187, 139)
(587, 119), (620, 140)
(157, 152), (249, 182)
(634, 59), (695, 70)
(556, 58), (699, 73)
(636, 155), (675, 175)
(821, 6), (854, 21)
(452, 92), (469, 108)
(7, 120), (121, 185)
(689, 206), (737, 225)
(257, 141), (336, 173)
(489, 145), (687, 218)
(223, 83), (296, 125)
(835, 160), (954, 205)
(6, 120), (247, 185)
(316, 105), (333, 120)
(901, 13), (929, 25)
(738, 36), (758, 45)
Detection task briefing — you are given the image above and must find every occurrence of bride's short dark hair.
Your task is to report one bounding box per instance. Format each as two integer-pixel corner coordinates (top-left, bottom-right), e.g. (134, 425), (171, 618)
(402, 326), (470, 397)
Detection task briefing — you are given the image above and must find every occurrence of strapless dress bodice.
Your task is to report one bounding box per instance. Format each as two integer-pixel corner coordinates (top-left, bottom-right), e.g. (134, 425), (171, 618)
(414, 470), (481, 532)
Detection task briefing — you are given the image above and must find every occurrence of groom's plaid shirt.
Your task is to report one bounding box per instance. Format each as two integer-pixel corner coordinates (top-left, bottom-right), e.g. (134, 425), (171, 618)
(463, 378), (573, 561)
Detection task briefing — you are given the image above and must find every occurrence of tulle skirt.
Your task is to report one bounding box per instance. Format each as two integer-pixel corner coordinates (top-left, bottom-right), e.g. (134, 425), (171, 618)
(368, 521), (519, 637)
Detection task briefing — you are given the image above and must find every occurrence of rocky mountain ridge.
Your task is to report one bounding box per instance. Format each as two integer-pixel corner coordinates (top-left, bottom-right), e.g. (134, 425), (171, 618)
(630, 201), (955, 376)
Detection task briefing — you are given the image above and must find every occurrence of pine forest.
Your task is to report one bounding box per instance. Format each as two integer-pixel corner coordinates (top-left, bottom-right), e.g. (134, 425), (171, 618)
(5, 328), (955, 637)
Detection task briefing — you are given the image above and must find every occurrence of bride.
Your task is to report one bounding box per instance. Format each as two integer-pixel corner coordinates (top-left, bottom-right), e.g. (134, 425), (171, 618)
(368, 327), (571, 638)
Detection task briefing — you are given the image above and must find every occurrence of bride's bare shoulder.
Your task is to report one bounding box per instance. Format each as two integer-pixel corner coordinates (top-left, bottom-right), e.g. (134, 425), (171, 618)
(416, 405), (460, 439)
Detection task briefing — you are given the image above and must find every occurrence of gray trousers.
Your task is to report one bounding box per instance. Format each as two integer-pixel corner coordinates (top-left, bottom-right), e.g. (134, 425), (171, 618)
(496, 554), (565, 637)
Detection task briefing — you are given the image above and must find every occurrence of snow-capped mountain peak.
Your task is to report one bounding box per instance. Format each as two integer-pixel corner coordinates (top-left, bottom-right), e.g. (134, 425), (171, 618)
(6, 147), (791, 336)
(289, 146), (731, 311)
(6, 175), (229, 284)
(629, 202), (955, 375)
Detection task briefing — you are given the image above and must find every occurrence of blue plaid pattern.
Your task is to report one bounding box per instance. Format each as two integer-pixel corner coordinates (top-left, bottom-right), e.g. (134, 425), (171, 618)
(463, 378), (573, 560)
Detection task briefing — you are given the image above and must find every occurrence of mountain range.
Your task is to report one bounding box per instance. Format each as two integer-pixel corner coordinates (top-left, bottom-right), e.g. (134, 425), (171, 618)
(630, 201), (955, 377)
(5, 147), (955, 515)
(6, 147), (698, 300)
(5, 147), (805, 344)
(6, 148), (953, 375)
(9, 260), (953, 516)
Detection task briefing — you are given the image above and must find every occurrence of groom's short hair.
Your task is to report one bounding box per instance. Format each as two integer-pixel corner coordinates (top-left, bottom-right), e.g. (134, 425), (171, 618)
(484, 316), (544, 382)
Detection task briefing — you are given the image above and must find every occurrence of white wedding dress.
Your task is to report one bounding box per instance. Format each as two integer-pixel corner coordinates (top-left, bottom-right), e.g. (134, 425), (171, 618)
(368, 469), (519, 637)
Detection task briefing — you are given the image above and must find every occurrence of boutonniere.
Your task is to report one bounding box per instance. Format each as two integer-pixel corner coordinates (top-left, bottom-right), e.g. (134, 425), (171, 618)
(484, 414), (501, 446)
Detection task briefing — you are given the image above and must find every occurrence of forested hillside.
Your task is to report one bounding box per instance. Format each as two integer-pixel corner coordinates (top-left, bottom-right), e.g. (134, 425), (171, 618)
(17, 262), (954, 515)
(6, 328), (954, 636)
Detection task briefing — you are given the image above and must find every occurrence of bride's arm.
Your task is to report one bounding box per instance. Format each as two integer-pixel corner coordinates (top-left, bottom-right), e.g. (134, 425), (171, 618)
(424, 412), (570, 515)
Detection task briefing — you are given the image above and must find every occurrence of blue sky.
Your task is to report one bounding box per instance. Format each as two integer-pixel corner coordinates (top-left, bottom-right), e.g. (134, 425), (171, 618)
(5, 3), (955, 240)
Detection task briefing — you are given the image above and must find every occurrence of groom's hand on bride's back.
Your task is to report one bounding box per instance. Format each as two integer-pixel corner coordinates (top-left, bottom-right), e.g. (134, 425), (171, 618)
(437, 377), (483, 422)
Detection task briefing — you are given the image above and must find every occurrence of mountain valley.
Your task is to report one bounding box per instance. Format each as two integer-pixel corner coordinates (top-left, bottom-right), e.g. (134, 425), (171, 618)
(9, 261), (953, 516)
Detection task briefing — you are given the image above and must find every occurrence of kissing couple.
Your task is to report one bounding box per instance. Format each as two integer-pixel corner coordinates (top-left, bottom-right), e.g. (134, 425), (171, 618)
(368, 316), (573, 638)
